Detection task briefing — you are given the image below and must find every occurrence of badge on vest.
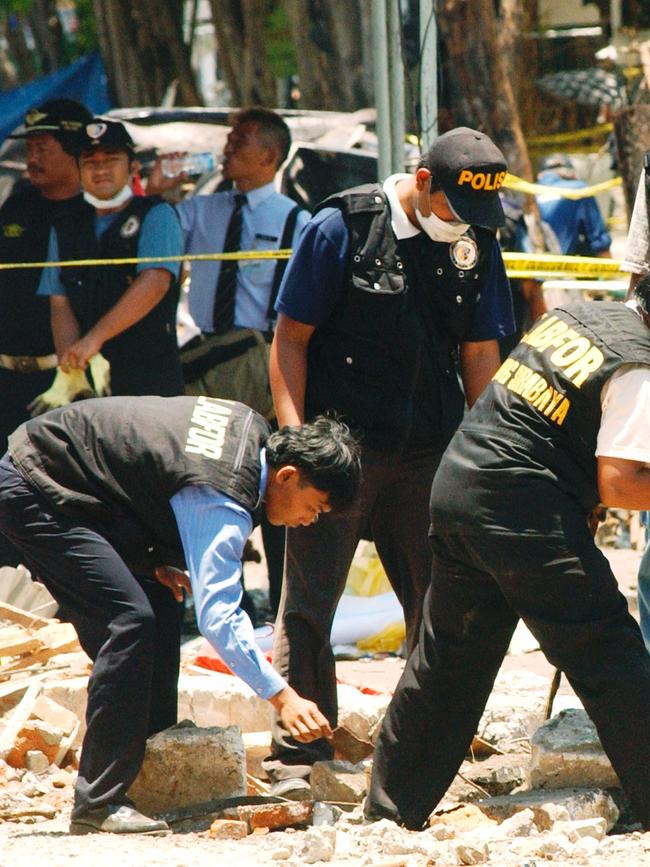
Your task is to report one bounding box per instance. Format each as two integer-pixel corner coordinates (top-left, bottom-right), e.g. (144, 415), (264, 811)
(120, 215), (140, 238)
(449, 236), (478, 271)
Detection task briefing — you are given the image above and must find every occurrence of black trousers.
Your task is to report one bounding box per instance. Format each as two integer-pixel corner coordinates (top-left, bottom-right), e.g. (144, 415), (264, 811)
(0, 367), (56, 566)
(108, 350), (184, 397)
(0, 457), (182, 817)
(366, 510), (650, 830)
(264, 444), (442, 783)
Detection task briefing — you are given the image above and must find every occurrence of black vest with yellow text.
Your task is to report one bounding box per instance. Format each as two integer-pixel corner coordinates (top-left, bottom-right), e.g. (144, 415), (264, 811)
(305, 184), (493, 449)
(460, 302), (650, 513)
(9, 396), (269, 571)
(55, 196), (180, 363)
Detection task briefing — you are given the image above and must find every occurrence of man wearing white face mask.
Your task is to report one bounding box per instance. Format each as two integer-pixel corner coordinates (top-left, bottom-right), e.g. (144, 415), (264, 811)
(38, 119), (184, 396)
(264, 127), (515, 799)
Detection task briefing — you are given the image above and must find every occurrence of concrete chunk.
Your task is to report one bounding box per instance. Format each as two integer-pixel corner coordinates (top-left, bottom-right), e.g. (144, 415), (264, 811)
(31, 695), (78, 736)
(477, 670), (548, 753)
(208, 818), (249, 839)
(0, 792), (57, 820)
(226, 800), (313, 831)
(24, 751), (49, 774)
(311, 759), (367, 804)
(476, 786), (619, 831)
(529, 708), (619, 789)
(129, 721), (245, 815)
(6, 720), (63, 767)
(461, 754), (528, 797)
(555, 816), (608, 842)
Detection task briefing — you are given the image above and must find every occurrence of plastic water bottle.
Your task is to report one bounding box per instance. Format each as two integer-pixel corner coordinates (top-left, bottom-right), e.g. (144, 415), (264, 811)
(161, 152), (216, 178)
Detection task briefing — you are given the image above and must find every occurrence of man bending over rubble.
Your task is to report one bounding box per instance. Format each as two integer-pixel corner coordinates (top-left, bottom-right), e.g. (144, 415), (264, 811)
(366, 277), (650, 831)
(0, 396), (360, 836)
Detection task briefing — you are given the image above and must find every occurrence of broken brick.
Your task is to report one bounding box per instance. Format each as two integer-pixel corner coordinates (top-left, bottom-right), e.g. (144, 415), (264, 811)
(228, 801), (313, 832)
(208, 818), (249, 840)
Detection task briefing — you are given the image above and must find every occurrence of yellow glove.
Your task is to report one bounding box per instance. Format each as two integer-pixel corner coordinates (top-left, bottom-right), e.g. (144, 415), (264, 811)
(27, 367), (96, 417)
(88, 352), (111, 397)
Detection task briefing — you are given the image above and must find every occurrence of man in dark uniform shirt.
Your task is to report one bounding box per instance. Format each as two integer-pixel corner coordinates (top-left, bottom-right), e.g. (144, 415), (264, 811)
(0, 98), (91, 565)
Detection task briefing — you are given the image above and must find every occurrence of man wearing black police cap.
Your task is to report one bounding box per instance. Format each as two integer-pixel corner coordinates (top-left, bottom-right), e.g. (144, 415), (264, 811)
(366, 279), (650, 830)
(37, 118), (184, 397)
(265, 127), (515, 798)
(0, 98), (92, 566)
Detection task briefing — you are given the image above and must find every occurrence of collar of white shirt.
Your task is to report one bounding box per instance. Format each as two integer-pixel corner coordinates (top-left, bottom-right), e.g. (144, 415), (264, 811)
(233, 180), (277, 211)
(383, 173), (421, 240)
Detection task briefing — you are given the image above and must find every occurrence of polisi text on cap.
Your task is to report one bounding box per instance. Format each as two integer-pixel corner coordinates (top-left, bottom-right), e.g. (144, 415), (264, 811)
(457, 170), (506, 191)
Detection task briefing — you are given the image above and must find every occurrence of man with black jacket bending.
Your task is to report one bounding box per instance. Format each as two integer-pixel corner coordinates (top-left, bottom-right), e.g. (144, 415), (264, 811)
(0, 397), (360, 835)
(265, 127), (515, 799)
(366, 281), (650, 830)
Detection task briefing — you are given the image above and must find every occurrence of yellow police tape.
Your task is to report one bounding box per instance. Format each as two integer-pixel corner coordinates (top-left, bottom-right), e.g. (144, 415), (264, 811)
(0, 249), (293, 270)
(525, 123), (613, 148)
(503, 172), (622, 199)
(502, 252), (626, 280)
(0, 248), (628, 282)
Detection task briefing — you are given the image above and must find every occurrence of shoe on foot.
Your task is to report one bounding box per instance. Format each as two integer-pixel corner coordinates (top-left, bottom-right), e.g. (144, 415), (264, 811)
(70, 803), (170, 835)
(269, 777), (313, 801)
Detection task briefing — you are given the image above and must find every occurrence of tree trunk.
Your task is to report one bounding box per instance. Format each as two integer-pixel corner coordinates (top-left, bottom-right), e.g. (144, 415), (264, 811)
(282, 0), (370, 110)
(210, 0), (276, 106)
(4, 14), (36, 82)
(28, 0), (63, 74)
(614, 104), (650, 219)
(93, 0), (201, 107)
(438, 0), (532, 181)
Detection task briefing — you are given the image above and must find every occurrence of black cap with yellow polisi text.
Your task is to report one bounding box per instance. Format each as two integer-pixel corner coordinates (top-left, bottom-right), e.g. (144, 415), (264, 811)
(421, 127), (507, 229)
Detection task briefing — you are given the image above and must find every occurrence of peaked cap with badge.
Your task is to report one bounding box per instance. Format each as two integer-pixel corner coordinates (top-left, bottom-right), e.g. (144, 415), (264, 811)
(8, 98), (93, 155)
(421, 127), (508, 229)
(78, 119), (135, 156)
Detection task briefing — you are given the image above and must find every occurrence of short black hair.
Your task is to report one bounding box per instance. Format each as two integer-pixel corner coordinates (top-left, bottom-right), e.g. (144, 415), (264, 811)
(230, 107), (291, 166)
(634, 273), (650, 316)
(265, 416), (361, 510)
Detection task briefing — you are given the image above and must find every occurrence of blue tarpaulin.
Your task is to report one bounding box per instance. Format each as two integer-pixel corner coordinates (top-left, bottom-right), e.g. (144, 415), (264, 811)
(0, 51), (111, 144)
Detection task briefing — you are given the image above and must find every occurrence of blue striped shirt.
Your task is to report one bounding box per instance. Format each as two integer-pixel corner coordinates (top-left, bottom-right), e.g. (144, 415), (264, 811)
(169, 454), (285, 700)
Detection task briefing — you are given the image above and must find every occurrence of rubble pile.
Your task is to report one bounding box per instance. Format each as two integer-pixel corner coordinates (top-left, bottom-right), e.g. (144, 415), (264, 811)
(1, 574), (647, 863)
(0, 599), (91, 791)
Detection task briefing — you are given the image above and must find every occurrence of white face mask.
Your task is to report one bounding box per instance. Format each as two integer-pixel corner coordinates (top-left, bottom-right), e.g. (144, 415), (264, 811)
(415, 207), (469, 243)
(83, 184), (133, 210)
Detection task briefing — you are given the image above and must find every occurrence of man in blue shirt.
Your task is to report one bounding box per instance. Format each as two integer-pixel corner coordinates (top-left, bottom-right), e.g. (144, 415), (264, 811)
(0, 396), (361, 835)
(536, 154), (611, 257)
(149, 108), (309, 619)
(148, 107), (308, 416)
(264, 127), (515, 799)
(38, 119), (184, 397)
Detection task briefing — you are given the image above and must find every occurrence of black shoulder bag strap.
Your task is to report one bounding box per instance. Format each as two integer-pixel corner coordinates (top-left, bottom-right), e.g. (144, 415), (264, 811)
(645, 149), (650, 219)
(265, 204), (302, 327)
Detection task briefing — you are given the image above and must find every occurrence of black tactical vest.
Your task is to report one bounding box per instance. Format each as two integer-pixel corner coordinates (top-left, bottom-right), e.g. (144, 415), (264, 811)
(55, 196), (180, 363)
(457, 302), (650, 513)
(0, 188), (87, 356)
(305, 184), (493, 449)
(9, 396), (270, 571)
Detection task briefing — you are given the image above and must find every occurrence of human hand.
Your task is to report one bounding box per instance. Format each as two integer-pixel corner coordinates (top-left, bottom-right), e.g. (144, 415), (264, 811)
(154, 566), (192, 602)
(60, 333), (104, 372)
(269, 686), (332, 743)
(147, 153), (189, 195)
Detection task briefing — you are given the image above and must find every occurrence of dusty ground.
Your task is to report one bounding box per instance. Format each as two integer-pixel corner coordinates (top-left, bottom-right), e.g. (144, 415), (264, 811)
(0, 546), (646, 866)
